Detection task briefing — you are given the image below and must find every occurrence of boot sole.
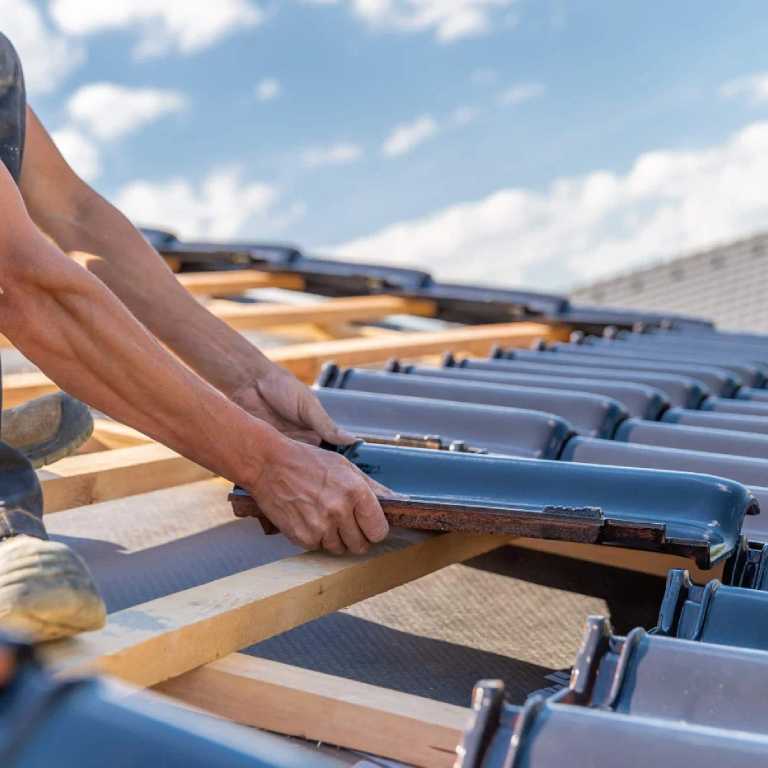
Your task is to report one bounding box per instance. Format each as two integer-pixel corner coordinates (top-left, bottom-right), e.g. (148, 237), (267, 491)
(23, 396), (94, 469)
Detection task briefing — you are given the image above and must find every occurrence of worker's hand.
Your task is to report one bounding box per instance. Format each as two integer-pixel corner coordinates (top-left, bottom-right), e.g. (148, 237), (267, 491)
(246, 436), (390, 555)
(232, 365), (355, 446)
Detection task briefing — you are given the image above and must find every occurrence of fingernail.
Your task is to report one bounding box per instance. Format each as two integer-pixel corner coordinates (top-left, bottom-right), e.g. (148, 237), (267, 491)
(334, 429), (357, 445)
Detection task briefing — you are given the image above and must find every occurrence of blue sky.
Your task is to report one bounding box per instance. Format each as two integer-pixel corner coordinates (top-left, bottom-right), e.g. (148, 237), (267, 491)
(6, 1), (768, 289)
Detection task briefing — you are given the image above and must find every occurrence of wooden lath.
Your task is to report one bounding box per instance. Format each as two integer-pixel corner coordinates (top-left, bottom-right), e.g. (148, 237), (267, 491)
(156, 654), (469, 768)
(46, 504), (511, 688)
(268, 321), (557, 381)
(38, 443), (214, 513)
(205, 294), (436, 331)
(2, 371), (58, 408)
(176, 269), (304, 296)
(90, 418), (153, 449)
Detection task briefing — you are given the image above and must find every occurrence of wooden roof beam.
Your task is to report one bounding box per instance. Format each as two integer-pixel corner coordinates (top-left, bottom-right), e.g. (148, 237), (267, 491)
(156, 653), (469, 768)
(205, 294), (436, 331)
(45, 505), (510, 688)
(176, 270), (303, 296)
(39, 442), (214, 514)
(270, 321), (559, 382)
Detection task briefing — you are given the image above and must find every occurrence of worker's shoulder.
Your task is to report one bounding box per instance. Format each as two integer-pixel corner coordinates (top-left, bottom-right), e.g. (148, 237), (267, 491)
(0, 31), (22, 78)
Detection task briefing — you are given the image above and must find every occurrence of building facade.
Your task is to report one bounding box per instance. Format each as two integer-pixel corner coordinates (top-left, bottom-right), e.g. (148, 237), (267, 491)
(571, 234), (768, 332)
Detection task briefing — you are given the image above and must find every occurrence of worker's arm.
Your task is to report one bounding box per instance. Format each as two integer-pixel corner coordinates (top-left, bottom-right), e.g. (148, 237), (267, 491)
(19, 107), (351, 446)
(0, 164), (387, 555)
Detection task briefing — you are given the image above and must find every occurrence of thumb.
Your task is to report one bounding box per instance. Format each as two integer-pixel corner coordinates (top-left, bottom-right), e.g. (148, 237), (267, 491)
(303, 394), (357, 446)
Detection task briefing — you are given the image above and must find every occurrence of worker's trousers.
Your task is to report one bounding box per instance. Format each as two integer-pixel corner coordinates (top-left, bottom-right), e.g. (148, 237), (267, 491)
(0, 356), (46, 542)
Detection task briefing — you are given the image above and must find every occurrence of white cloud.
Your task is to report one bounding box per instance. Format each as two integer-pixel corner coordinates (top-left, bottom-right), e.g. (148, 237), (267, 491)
(0, 0), (84, 94)
(308, 0), (514, 43)
(51, 128), (101, 181)
(382, 115), (438, 157)
(255, 77), (281, 102)
(114, 168), (281, 238)
(52, 83), (185, 182)
(332, 121), (768, 289)
(498, 82), (545, 106)
(302, 142), (363, 167)
(67, 83), (187, 141)
(49, 0), (264, 59)
(721, 73), (768, 104)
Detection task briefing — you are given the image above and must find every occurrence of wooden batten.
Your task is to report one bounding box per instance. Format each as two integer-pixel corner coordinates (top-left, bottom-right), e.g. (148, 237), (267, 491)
(176, 270), (304, 296)
(38, 443), (214, 513)
(2, 371), (57, 407)
(206, 294), (436, 331)
(46, 515), (510, 688)
(91, 419), (154, 449)
(157, 654), (469, 768)
(268, 321), (557, 382)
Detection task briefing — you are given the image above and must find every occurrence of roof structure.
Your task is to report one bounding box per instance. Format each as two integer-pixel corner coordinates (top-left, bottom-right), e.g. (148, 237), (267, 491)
(8, 230), (768, 767)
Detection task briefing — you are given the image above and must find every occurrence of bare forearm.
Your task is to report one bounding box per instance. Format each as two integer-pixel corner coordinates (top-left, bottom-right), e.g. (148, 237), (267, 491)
(0, 229), (283, 487)
(20, 106), (269, 397)
(46, 191), (270, 395)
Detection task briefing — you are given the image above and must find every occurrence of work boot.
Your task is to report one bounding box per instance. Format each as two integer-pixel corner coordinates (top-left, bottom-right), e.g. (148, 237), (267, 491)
(0, 535), (106, 641)
(0, 441), (105, 641)
(2, 393), (94, 468)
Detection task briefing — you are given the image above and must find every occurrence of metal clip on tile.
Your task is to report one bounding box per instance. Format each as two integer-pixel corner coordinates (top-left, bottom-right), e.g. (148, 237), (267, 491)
(360, 433), (487, 454)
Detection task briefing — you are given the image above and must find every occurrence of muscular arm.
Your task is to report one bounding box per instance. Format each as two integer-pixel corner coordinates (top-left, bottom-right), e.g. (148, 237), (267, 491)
(2, 163), (272, 481)
(19, 108), (350, 445)
(0, 164), (388, 553)
(19, 109), (267, 394)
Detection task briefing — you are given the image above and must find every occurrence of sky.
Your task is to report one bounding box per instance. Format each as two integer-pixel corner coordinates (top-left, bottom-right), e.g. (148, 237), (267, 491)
(4, 0), (768, 291)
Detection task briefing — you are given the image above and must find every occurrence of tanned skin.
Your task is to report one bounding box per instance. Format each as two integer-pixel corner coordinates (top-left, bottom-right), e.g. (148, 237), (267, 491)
(0, 108), (389, 555)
